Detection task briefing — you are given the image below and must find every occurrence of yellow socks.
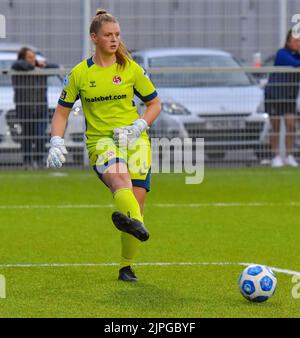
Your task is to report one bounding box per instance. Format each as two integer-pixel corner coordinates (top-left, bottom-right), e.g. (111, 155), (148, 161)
(113, 188), (143, 222)
(113, 188), (143, 268)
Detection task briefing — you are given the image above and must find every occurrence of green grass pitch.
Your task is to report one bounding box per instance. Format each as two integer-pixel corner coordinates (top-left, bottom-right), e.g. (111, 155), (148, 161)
(0, 167), (300, 318)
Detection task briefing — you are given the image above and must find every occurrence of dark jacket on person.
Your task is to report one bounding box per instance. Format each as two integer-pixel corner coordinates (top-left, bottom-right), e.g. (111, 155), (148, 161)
(265, 48), (300, 101)
(11, 60), (59, 119)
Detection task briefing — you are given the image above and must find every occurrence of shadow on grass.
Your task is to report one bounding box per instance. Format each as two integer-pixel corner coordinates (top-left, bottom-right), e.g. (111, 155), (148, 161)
(97, 279), (197, 317)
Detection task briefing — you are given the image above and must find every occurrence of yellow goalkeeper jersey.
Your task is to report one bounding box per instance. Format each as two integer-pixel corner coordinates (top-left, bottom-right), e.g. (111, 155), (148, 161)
(58, 57), (157, 146)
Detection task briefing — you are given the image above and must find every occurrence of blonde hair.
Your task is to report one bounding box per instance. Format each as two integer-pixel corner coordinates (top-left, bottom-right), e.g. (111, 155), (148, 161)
(90, 9), (131, 69)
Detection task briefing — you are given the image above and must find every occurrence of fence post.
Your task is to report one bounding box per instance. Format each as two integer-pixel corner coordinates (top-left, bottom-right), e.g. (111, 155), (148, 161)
(0, 14), (6, 38)
(279, 0), (287, 47)
(82, 0), (91, 59)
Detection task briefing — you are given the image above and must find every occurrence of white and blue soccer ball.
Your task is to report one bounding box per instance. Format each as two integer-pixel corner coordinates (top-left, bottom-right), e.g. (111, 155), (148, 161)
(238, 264), (277, 302)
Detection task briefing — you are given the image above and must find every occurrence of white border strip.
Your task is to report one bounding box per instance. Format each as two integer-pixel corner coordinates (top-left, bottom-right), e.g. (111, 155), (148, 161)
(0, 262), (299, 276)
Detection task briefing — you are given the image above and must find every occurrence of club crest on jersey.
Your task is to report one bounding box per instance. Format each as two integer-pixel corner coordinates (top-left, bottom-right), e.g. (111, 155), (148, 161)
(112, 75), (122, 85)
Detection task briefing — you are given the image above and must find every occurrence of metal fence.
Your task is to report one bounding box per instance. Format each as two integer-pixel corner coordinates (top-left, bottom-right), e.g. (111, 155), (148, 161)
(0, 0), (299, 66)
(1, 66), (300, 169)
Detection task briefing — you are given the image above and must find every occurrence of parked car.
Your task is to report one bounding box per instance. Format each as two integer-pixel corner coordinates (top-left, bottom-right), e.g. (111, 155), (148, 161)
(0, 42), (85, 165)
(132, 48), (270, 159)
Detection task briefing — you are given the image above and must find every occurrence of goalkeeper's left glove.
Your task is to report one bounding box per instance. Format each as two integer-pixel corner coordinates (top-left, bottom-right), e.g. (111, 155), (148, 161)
(113, 119), (148, 147)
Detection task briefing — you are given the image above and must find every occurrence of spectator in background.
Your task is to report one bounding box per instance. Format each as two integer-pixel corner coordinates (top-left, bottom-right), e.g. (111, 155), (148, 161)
(265, 29), (300, 167)
(11, 47), (59, 168)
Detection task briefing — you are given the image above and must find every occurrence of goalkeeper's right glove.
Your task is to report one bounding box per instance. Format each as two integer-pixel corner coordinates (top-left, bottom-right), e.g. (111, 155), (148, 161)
(46, 136), (68, 168)
(113, 119), (148, 148)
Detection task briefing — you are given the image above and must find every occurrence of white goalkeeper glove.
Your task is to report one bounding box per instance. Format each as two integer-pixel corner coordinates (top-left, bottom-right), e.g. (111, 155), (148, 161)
(113, 119), (148, 148)
(113, 128), (130, 148)
(46, 136), (68, 168)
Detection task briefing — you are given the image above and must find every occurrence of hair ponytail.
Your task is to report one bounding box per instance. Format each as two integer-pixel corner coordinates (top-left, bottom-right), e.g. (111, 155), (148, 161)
(95, 9), (108, 16)
(90, 9), (131, 69)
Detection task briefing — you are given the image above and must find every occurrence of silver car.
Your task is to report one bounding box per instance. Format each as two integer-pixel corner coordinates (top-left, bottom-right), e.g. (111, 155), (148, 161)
(132, 48), (270, 160)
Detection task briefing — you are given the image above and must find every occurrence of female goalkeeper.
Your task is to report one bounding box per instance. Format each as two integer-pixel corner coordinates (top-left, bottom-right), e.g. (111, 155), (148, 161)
(47, 9), (161, 282)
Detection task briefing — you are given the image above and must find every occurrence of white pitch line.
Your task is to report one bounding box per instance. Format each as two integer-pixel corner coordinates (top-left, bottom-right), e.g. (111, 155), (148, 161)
(0, 204), (114, 209)
(0, 202), (300, 209)
(153, 202), (300, 208)
(0, 170), (298, 179)
(0, 173), (73, 179)
(0, 262), (299, 276)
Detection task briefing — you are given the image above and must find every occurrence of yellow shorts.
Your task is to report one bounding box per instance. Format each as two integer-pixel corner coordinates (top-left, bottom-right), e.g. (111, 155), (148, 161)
(88, 136), (152, 192)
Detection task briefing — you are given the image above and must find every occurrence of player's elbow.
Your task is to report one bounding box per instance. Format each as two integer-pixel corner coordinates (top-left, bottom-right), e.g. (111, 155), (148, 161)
(55, 104), (72, 119)
(156, 97), (162, 114)
(52, 104), (71, 127)
(149, 96), (162, 115)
